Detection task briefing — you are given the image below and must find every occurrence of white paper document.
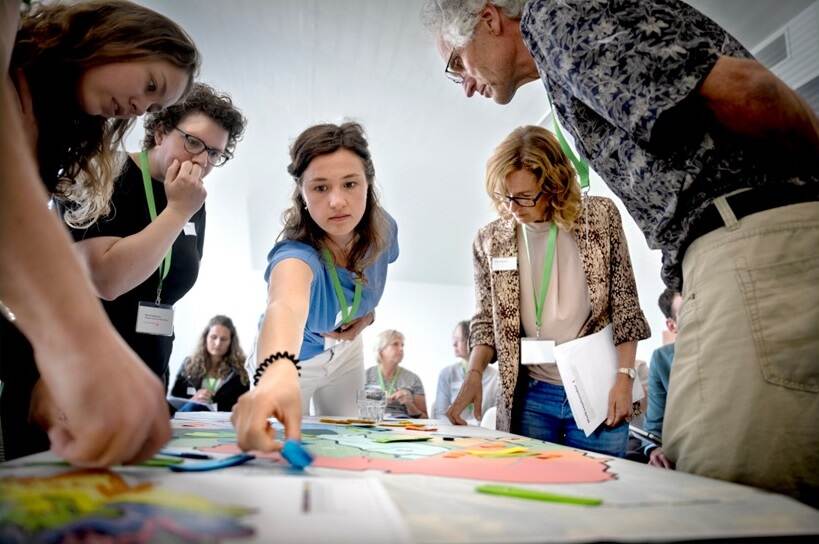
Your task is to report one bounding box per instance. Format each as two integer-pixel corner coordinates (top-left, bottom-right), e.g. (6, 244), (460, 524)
(186, 474), (412, 544)
(554, 325), (644, 437)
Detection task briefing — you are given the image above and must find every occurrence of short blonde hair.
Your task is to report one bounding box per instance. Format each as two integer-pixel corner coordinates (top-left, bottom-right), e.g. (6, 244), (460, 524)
(485, 125), (581, 230)
(375, 329), (405, 363)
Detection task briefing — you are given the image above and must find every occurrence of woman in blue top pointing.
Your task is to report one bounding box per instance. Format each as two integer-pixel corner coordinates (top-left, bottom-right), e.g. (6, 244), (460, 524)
(233, 122), (398, 451)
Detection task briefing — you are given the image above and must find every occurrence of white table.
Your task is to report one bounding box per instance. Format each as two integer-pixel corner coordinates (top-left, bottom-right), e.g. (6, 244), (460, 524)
(2, 414), (817, 543)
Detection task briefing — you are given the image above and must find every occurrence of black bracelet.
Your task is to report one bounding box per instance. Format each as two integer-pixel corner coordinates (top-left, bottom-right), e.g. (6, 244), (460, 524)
(254, 351), (301, 386)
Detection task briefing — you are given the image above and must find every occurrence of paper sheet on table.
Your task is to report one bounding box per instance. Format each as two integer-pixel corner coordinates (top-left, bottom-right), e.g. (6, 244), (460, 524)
(554, 325), (643, 437)
(0, 468), (411, 544)
(241, 475), (412, 544)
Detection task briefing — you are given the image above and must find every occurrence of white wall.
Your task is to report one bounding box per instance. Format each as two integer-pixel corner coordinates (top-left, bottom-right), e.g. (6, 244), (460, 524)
(165, 184), (666, 408)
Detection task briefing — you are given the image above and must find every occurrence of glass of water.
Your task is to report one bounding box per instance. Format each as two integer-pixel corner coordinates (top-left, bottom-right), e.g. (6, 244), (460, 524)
(357, 385), (387, 423)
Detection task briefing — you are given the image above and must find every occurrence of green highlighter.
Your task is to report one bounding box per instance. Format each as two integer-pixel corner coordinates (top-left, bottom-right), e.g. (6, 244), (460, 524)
(476, 484), (602, 506)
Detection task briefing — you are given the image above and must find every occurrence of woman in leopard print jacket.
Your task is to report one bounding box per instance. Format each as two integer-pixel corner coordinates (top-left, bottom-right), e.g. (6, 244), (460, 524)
(447, 126), (650, 457)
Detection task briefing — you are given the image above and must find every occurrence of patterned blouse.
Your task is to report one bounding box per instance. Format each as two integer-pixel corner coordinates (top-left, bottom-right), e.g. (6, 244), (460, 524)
(520, 0), (818, 289)
(470, 196), (650, 432)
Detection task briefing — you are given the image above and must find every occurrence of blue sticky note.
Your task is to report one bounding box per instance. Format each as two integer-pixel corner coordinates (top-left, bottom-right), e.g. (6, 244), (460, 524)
(281, 440), (314, 469)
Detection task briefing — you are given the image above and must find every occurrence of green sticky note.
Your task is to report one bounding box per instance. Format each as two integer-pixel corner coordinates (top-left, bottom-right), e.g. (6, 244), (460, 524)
(372, 435), (432, 443)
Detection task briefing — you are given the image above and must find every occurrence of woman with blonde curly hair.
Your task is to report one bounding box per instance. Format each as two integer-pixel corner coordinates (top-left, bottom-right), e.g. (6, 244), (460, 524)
(171, 315), (249, 412)
(447, 125), (650, 457)
(1, 0), (198, 463)
(11, 0), (199, 226)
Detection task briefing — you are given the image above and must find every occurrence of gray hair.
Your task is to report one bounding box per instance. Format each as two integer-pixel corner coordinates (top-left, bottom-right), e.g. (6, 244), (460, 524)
(375, 329), (405, 362)
(420, 0), (528, 47)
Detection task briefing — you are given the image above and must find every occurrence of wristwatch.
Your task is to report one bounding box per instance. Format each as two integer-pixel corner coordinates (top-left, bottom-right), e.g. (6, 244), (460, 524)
(617, 367), (636, 379)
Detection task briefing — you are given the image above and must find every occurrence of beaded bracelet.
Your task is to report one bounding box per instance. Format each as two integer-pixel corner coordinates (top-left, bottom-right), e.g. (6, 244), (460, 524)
(253, 351), (301, 386)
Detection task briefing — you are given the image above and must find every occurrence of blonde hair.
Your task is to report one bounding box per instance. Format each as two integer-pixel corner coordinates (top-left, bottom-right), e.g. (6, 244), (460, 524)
(13, 0), (199, 227)
(485, 125), (581, 230)
(375, 329), (405, 363)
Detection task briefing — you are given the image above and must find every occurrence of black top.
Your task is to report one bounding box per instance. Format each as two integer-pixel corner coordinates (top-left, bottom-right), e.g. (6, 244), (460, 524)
(170, 358), (249, 412)
(68, 156), (206, 380)
(0, 317), (48, 460)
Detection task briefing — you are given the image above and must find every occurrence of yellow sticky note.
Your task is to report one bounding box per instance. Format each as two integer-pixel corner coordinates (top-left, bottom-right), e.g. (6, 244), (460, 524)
(465, 446), (529, 458)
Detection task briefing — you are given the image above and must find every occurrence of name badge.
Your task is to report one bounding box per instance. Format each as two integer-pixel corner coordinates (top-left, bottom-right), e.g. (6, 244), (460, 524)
(187, 387), (196, 396)
(521, 337), (556, 365)
(183, 222), (197, 236)
(491, 256), (517, 271)
(136, 301), (174, 336)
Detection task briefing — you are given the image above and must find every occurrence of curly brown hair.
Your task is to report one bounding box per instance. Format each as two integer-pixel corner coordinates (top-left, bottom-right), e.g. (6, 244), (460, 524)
(279, 122), (390, 280)
(485, 125), (581, 230)
(142, 82), (246, 157)
(12, 0), (200, 227)
(183, 315), (248, 386)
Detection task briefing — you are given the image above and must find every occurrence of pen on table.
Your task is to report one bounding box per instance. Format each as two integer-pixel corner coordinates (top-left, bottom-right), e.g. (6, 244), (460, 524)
(302, 481), (311, 514)
(169, 453), (255, 472)
(159, 449), (213, 460)
(476, 484), (602, 506)
(628, 425), (662, 447)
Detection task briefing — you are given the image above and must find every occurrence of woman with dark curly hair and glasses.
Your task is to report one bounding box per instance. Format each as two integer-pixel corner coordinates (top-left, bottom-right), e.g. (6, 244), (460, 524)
(448, 125), (650, 458)
(170, 315), (249, 412)
(1, 0), (199, 466)
(68, 83), (247, 385)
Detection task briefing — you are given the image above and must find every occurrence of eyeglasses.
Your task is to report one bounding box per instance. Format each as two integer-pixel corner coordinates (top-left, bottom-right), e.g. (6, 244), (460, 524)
(174, 127), (231, 167)
(493, 189), (546, 208)
(444, 48), (464, 85)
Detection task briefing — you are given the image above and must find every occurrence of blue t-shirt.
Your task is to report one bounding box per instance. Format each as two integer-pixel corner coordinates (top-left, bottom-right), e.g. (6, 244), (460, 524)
(263, 213), (399, 360)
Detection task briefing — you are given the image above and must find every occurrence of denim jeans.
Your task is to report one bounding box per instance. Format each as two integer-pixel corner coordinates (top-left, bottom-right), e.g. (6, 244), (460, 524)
(517, 379), (628, 457)
(178, 402), (211, 412)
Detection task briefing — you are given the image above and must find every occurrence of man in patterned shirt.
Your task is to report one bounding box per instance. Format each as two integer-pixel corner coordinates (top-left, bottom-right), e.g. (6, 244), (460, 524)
(421, 0), (818, 506)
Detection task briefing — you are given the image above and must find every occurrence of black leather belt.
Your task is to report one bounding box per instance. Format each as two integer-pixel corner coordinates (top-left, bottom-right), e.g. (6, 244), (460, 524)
(684, 184), (819, 251)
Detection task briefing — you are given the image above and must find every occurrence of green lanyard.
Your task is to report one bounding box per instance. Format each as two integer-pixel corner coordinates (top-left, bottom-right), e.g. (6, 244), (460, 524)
(377, 366), (401, 396)
(203, 377), (218, 394)
(522, 223), (558, 337)
(322, 248), (362, 325)
(139, 151), (172, 303)
(548, 97), (590, 191)
(459, 360), (474, 412)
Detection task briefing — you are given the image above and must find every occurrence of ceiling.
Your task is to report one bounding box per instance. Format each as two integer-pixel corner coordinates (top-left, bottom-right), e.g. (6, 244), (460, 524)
(135, 0), (817, 286)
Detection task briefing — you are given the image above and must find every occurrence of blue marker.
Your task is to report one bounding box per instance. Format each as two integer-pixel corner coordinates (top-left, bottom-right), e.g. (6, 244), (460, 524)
(281, 440), (314, 470)
(169, 453), (255, 472)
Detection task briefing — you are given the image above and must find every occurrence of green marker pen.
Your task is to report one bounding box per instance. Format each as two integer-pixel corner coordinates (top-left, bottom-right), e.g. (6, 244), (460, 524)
(476, 484), (602, 506)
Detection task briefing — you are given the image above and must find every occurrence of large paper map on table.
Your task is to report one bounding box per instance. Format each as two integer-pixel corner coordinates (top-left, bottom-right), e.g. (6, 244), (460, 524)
(171, 419), (615, 484)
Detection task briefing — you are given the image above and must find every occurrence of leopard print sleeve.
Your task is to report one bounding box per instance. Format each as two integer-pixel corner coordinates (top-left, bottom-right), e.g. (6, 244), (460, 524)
(604, 199), (652, 345)
(469, 226), (496, 351)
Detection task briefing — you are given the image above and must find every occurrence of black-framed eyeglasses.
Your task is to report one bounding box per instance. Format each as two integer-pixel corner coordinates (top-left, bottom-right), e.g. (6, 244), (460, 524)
(444, 48), (464, 85)
(174, 127), (231, 167)
(493, 189), (546, 208)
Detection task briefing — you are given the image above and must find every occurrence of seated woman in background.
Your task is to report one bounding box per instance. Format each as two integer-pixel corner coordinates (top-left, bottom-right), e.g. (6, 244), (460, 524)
(365, 329), (427, 419)
(69, 83), (246, 388)
(433, 319), (498, 424)
(232, 123), (399, 452)
(171, 315), (249, 412)
(448, 125), (650, 458)
(1, 0), (199, 464)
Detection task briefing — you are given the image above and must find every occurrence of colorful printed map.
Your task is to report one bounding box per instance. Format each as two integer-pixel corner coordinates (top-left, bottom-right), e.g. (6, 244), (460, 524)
(0, 469), (255, 543)
(172, 420), (615, 484)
